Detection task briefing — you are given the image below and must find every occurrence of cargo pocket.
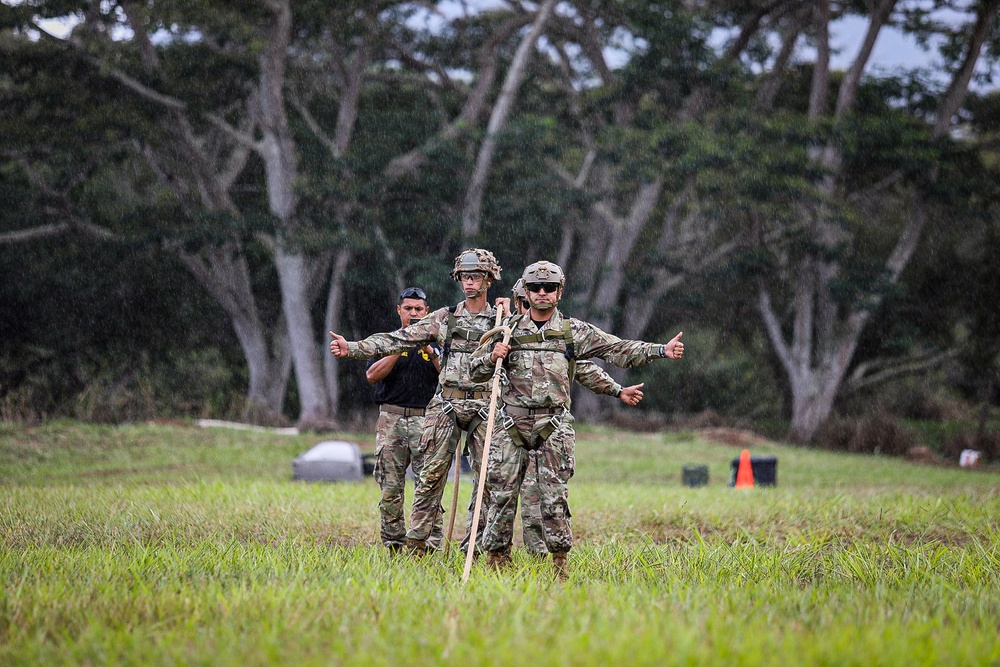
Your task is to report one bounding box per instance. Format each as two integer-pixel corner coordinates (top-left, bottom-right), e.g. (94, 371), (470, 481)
(373, 445), (386, 485)
(554, 432), (575, 481)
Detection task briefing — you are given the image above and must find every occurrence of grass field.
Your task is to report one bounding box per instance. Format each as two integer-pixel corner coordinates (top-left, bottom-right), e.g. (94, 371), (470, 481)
(2, 420), (1000, 666)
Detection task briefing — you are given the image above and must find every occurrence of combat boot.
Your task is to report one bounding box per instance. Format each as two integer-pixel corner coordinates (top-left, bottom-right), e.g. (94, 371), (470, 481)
(406, 537), (427, 557)
(460, 548), (482, 563)
(551, 551), (569, 580)
(486, 548), (512, 571)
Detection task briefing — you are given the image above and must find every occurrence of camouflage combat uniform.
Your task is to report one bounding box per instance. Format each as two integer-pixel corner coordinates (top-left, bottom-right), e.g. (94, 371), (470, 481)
(470, 309), (665, 556)
(519, 359), (623, 555)
(373, 407), (443, 550)
(346, 302), (499, 549)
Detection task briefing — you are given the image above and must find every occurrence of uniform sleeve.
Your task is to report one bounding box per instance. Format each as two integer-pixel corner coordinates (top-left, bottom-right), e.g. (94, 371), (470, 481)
(467, 324), (510, 383)
(574, 360), (623, 397)
(572, 319), (662, 368)
(346, 309), (445, 360)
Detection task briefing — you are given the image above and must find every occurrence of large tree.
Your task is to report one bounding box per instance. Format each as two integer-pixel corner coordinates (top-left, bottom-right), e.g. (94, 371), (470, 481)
(1, 0), (563, 426)
(756, 0), (1000, 441)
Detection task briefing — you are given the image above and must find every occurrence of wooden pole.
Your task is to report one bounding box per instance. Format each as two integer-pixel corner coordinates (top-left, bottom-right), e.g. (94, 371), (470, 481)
(461, 314), (511, 582)
(442, 441), (463, 555)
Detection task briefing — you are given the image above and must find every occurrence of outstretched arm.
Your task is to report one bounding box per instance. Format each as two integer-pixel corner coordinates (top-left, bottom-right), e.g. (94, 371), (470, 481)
(574, 317), (686, 368)
(329, 309), (446, 360)
(618, 383), (644, 406)
(574, 360), (622, 397)
(574, 361), (645, 406)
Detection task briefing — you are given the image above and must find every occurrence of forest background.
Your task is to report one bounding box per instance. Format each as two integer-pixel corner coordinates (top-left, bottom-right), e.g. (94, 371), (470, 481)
(2, 0), (999, 456)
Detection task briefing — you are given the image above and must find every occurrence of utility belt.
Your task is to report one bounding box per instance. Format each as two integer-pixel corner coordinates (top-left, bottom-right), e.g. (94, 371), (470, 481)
(500, 404), (567, 450)
(440, 387), (491, 400)
(502, 405), (564, 418)
(379, 404), (426, 417)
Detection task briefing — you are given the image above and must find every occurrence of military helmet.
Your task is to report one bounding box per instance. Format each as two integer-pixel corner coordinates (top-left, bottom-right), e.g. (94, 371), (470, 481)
(521, 260), (565, 287)
(451, 248), (501, 281)
(511, 278), (527, 301)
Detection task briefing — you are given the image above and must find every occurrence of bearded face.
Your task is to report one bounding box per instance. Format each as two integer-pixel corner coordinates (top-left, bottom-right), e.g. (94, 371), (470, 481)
(525, 283), (561, 311)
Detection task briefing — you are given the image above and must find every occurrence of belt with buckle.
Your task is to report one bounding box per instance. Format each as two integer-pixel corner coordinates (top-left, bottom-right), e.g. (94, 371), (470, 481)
(441, 388), (490, 400)
(380, 404), (426, 417)
(502, 405), (565, 417)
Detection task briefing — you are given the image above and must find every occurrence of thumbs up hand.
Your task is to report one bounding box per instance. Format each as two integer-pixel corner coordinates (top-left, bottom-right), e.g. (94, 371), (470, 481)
(663, 332), (684, 360)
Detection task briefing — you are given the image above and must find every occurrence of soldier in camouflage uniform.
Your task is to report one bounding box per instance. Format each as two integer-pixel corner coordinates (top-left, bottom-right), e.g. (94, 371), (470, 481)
(330, 249), (503, 556)
(508, 279), (646, 557)
(471, 261), (684, 577)
(365, 287), (443, 552)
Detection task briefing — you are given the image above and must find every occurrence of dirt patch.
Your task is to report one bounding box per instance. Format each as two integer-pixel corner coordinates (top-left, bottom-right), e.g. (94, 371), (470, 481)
(695, 428), (770, 448)
(77, 464), (191, 478)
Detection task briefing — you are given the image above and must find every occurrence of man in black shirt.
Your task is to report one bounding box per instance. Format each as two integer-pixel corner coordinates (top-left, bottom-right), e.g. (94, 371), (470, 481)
(365, 287), (444, 552)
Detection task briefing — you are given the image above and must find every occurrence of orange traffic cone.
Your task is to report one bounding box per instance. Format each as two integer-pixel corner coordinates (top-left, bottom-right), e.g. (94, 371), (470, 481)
(735, 449), (754, 489)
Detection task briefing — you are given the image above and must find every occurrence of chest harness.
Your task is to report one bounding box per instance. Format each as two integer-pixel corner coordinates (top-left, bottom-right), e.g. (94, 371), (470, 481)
(499, 316), (577, 450)
(439, 305), (493, 436)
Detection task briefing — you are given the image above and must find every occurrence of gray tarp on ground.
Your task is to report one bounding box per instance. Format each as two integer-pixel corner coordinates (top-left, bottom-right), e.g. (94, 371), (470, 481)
(293, 441), (364, 482)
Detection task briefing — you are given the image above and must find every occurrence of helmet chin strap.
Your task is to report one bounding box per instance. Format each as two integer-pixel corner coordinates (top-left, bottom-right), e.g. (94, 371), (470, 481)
(469, 279), (491, 299)
(529, 298), (556, 311)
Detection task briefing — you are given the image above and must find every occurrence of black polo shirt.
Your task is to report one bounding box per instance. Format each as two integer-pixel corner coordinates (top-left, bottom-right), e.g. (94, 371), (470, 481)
(367, 344), (441, 409)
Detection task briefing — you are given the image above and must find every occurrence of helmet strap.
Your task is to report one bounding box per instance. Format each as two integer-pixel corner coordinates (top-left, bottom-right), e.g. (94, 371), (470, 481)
(473, 279), (492, 298)
(462, 277), (491, 299)
(528, 297), (555, 311)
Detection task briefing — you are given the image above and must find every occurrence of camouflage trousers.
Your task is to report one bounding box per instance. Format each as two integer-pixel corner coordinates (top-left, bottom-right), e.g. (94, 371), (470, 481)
(406, 394), (490, 551)
(483, 414), (576, 554)
(520, 451), (547, 555)
(374, 410), (443, 550)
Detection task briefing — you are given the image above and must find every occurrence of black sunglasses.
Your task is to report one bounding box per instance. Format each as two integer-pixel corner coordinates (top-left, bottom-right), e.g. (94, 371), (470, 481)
(399, 287), (427, 301)
(526, 283), (559, 294)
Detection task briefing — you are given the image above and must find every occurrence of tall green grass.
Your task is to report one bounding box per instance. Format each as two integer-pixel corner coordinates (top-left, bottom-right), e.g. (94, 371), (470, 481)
(2, 421), (999, 665)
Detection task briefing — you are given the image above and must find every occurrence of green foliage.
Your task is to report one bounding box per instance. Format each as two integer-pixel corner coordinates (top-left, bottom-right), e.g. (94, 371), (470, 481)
(0, 240), (240, 422)
(630, 328), (783, 421)
(3, 0), (1000, 434)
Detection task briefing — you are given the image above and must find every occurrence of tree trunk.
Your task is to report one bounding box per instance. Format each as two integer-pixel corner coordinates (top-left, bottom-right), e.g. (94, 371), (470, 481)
(786, 371), (839, 443)
(764, 0), (1000, 443)
(254, 0), (334, 427)
(461, 0), (558, 241)
(175, 247), (291, 421)
(275, 248), (331, 427)
(323, 248), (351, 419)
(569, 178), (661, 420)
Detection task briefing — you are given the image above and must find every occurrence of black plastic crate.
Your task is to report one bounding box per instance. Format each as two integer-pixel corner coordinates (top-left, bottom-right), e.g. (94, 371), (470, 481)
(728, 455), (777, 487)
(682, 464), (709, 487)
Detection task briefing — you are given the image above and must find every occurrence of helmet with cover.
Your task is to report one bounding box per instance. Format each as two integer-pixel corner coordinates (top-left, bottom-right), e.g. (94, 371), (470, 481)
(451, 248), (502, 281)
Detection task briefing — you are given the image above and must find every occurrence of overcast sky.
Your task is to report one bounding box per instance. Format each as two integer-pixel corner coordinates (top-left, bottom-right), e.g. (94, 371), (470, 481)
(32, 0), (996, 90)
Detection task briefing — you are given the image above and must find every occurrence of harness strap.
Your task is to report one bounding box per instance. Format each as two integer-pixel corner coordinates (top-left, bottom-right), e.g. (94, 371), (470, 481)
(503, 405), (563, 417)
(441, 305), (459, 364)
(466, 403), (494, 440)
(507, 318), (576, 385)
(564, 319), (576, 387)
(502, 409), (564, 451)
(510, 328), (570, 345)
